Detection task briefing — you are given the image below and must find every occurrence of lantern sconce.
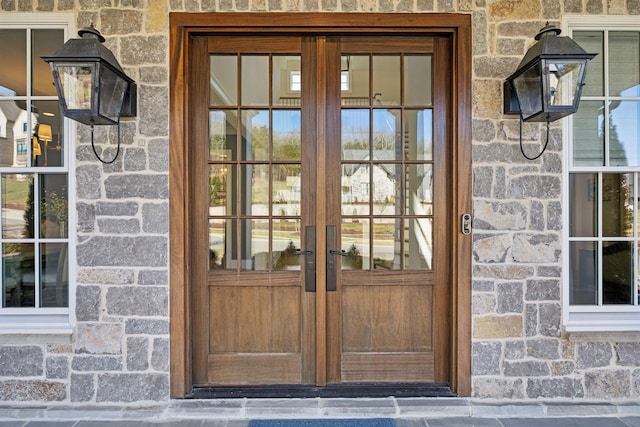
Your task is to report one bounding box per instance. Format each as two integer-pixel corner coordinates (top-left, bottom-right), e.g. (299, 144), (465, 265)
(504, 22), (596, 160)
(42, 24), (136, 164)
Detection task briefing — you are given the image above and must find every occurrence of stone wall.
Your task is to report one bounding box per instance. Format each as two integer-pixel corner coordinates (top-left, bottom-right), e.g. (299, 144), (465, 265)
(0, 0), (638, 403)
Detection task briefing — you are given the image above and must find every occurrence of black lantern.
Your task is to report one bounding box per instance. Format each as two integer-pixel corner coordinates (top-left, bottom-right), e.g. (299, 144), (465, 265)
(504, 23), (596, 160)
(42, 25), (136, 163)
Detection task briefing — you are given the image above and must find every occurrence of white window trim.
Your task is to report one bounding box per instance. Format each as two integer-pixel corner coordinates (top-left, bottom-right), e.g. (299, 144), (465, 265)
(562, 15), (640, 333)
(0, 13), (76, 337)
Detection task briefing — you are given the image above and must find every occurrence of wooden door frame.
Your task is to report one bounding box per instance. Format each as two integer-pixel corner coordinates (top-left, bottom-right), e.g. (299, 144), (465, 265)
(169, 12), (472, 398)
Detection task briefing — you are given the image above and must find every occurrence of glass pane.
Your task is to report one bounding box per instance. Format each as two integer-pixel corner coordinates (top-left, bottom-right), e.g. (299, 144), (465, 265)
(241, 219), (269, 271)
(372, 55), (400, 106)
(373, 163), (401, 215)
(373, 109), (401, 160)
(405, 218), (432, 270)
(241, 110), (269, 161)
(32, 29), (63, 97)
(609, 101), (640, 167)
(342, 55), (369, 105)
(273, 55), (301, 106)
(569, 173), (597, 238)
(0, 29), (27, 97)
(602, 173), (633, 238)
(56, 64), (96, 110)
(404, 55), (432, 105)
(273, 110), (301, 161)
(240, 164), (269, 216)
(241, 55), (269, 106)
(40, 174), (67, 239)
(513, 65), (542, 120)
(0, 100), (30, 167)
(406, 164), (433, 216)
(341, 109), (369, 160)
(569, 241), (597, 305)
(272, 220), (301, 271)
(40, 242), (68, 307)
(547, 61), (583, 107)
(602, 241), (633, 305)
(341, 218), (369, 270)
(404, 109), (433, 161)
(3, 243), (34, 307)
(209, 110), (237, 161)
(209, 164), (235, 216)
(33, 100), (64, 167)
(210, 55), (237, 106)
(373, 218), (400, 270)
(341, 163), (370, 216)
(572, 101), (604, 166)
(609, 32), (640, 97)
(572, 31), (603, 97)
(2, 174), (34, 239)
(272, 164), (300, 216)
(208, 218), (227, 270)
(98, 67), (128, 122)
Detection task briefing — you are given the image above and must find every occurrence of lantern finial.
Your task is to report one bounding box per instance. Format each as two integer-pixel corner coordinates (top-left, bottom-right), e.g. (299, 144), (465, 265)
(77, 24), (106, 42)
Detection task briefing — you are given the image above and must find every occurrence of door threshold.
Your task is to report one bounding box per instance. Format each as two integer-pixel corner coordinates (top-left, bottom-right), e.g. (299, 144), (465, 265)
(187, 383), (455, 399)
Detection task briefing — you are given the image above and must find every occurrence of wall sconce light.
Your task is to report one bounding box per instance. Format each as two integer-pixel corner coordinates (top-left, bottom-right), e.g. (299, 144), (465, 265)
(504, 22), (596, 160)
(42, 24), (137, 164)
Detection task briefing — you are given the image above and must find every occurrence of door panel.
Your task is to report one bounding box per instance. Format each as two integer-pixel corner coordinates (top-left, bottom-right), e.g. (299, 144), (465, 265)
(193, 34), (451, 387)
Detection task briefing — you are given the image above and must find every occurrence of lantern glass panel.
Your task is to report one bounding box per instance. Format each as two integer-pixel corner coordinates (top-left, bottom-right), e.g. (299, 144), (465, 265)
(98, 66), (128, 123)
(547, 60), (584, 107)
(54, 63), (96, 111)
(513, 64), (543, 120)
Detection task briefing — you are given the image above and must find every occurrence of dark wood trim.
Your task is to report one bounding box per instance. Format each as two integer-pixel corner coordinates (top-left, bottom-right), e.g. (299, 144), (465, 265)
(169, 12), (473, 398)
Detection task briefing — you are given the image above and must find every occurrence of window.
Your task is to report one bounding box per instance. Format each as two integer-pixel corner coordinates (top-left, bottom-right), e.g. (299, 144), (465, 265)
(0, 14), (74, 334)
(564, 16), (640, 332)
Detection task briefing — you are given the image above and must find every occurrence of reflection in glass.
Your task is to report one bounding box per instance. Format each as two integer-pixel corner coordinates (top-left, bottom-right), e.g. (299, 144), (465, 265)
(40, 242), (68, 307)
(273, 110), (301, 161)
(209, 110), (237, 161)
(406, 164), (433, 216)
(341, 219), (369, 270)
(40, 174), (68, 238)
(405, 218), (432, 270)
(572, 31), (603, 97)
(341, 109), (369, 160)
(404, 109), (433, 161)
(341, 56), (369, 104)
(569, 173), (596, 238)
(569, 241), (597, 305)
(209, 219), (226, 270)
(602, 241), (633, 304)
(373, 109), (401, 160)
(404, 55), (432, 105)
(513, 66), (542, 120)
(273, 56), (301, 106)
(272, 164), (300, 216)
(372, 55), (400, 105)
(209, 164), (235, 216)
(32, 100), (64, 167)
(241, 219), (269, 271)
(572, 101), (604, 166)
(272, 220), (301, 271)
(373, 218), (400, 270)
(609, 101), (640, 166)
(240, 164), (269, 216)
(373, 164), (401, 216)
(0, 100), (31, 167)
(341, 164), (371, 216)
(0, 29), (27, 97)
(548, 61), (582, 107)
(2, 174), (33, 239)
(3, 243), (34, 307)
(56, 65), (96, 110)
(241, 55), (269, 106)
(609, 32), (640, 97)
(32, 29), (63, 96)
(602, 174), (633, 237)
(241, 110), (269, 161)
(210, 55), (237, 106)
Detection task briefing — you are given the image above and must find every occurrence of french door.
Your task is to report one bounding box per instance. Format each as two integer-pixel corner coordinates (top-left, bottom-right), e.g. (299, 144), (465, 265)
(188, 31), (454, 388)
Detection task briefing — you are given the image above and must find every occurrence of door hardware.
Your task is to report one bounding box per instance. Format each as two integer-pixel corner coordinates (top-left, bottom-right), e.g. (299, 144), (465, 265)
(293, 250), (313, 255)
(461, 213), (472, 235)
(300, 226), (316, 292)
(326, 225), (340, 292)
(329, 249), (348, 256)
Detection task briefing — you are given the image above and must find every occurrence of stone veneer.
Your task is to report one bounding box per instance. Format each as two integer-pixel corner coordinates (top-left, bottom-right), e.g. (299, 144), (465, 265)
(0, 0), (639, 403)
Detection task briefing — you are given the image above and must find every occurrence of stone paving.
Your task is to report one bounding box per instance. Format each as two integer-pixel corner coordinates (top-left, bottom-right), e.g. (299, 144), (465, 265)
(1, 399), (640, 426)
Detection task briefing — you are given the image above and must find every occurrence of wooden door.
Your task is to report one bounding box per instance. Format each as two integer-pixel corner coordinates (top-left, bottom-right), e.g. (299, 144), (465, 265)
(191, 33), (452, 387)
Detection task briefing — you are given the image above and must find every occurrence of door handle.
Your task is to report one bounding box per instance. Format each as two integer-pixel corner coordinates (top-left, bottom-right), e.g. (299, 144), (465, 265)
(326, 225), (339, 292)
(299, 226), (316, 292)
